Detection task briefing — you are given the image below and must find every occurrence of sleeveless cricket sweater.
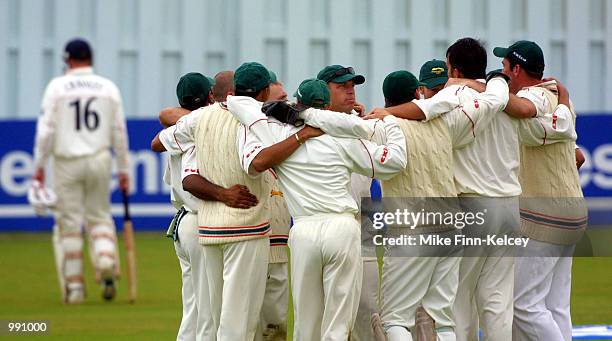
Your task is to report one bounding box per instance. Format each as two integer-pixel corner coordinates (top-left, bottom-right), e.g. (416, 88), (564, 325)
(518, 86), (587, 245)
(382, 118), (458, 234)
(195, 103), (273, 245)
(268, 174), (290, 263)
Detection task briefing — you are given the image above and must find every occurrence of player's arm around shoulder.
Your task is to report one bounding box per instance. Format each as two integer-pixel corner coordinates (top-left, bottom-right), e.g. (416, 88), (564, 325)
(475, 76), (510, 113)
(338, 116), (407, 181)
(518, 79), (577, 146)
(226, 95), (266, 126)
(301, 107), (374, 140)
(159, 107), (191, 128)
(151, 109), (201, 154)
(245, 124), (323, 174)
(446, 76), (510, 114)
(504, 91), (538, 119)
(227, 95), (278, 147)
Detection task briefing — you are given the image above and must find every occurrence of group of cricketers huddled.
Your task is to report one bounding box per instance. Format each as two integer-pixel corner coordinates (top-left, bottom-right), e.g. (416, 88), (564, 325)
(36, 36), (586, 341)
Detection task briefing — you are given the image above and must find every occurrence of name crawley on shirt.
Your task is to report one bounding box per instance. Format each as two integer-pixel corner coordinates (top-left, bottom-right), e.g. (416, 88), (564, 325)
(373, 234), (530, 247)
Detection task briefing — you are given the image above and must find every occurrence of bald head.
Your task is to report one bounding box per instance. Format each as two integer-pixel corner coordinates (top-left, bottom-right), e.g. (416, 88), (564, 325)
(212, 71), (234, 102)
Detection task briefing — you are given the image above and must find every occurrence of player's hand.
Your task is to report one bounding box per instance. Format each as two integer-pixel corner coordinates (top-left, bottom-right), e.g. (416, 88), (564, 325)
(118, 172), (130, 193)
(298, 125), (324, 141)
(364, 108), (391, 120)
(220, 185), (258, 209)
(576, 147), (585, 170)
(33, 168), (45, 184)
(354, 102), (366, 116)
(543, 77), (570, 106)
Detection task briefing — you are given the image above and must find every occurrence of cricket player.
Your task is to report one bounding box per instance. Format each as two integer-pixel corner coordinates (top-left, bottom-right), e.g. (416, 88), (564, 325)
(315, 64), (379, 341)
(227, 78), (407, 340)
(158, 68), (291, 340)
(444, 41), (585, 341)
(492, 41), (586, 341)
(162, 72), (217, 340)
(32, 38), (129, 304)
(418, 59), (448, 99)
(373, 70), (510, 341)
(152, 62), (275, 340)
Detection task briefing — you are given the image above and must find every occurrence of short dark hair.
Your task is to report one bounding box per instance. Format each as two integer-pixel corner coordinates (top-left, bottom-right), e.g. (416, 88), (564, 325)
(507, 58), (544, 80)
(180, 95), (211, 111)
(235, 86), (268, 99)
(384, 91), (417, 108)
(446, 38), (487, 79)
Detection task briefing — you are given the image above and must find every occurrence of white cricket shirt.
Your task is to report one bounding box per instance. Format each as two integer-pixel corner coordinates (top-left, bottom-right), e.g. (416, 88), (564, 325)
(33, 67), (129, 172)
(413, 78), (519, 197)
(228, 96), (407, 218)
(162, 149), (200, 213)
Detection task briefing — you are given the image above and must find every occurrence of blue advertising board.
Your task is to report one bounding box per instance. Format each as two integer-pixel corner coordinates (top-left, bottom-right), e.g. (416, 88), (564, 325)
(0, 119), (173, 231)
(1, 115), (611, 231)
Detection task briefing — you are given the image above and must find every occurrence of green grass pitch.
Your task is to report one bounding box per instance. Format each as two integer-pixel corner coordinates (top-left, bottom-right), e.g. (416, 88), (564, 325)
(0, 232), (610, 340)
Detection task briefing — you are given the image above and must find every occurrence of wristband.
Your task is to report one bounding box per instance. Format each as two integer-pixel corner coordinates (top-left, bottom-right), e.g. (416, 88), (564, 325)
(295, 133), (303, 145)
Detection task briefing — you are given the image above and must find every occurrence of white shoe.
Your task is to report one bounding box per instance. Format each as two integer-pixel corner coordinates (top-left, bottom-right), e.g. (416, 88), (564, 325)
(66, 286), (84, 304)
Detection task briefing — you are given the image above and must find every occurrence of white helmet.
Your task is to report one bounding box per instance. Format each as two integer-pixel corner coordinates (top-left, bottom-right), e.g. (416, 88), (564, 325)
(27, 180), (58, 216)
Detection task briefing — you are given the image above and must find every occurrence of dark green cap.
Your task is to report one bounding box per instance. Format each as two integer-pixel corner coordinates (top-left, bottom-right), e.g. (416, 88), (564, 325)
(317, 65), (365, 84)
(234, 62), (271, 93)
(493, 40), (545, 74)
(293, 78), (330, 108)
(269, 70), (278, 84)
(206, 76), (216, 87)
(383, 71), (419, 103)
(176, 72), (212, 109)
(419, 59), (448, 89)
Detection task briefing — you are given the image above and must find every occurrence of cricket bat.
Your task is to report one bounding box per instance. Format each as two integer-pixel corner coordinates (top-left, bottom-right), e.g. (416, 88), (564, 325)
(122, 189), (137, 303)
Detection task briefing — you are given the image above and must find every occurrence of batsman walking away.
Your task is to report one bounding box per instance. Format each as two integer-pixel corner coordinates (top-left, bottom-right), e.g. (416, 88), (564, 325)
(31, 38), (130, 304)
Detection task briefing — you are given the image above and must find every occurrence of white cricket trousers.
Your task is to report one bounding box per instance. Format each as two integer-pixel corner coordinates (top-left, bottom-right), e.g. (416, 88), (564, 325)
(513, 240), (575, 341)
(381, 254), (460, 341)
(52, 149), (119, 298)
(289, 213), (363, 341)
(255, 262), (289, 341)
(173, 211), (214, 341)
(454, 196), (519, 341)
(203, 236), (269, 341)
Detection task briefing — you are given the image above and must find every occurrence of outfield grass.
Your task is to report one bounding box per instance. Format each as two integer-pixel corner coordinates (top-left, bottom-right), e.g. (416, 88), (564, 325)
(0, 232), (610, 340)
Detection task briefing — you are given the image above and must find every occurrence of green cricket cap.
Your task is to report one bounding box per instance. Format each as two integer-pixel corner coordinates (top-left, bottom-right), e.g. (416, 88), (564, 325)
(293, 78), (330, 109)
(234, 62), (271, 93)
(176, 72), (212, 109)
(269, 70), (278, 84)
(206, 76), (216, 87)
(419, 59), (448, 89)
(493, 40), (545, 74)
(383, 71), (419, 103)
(317, 65), (365, 85)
